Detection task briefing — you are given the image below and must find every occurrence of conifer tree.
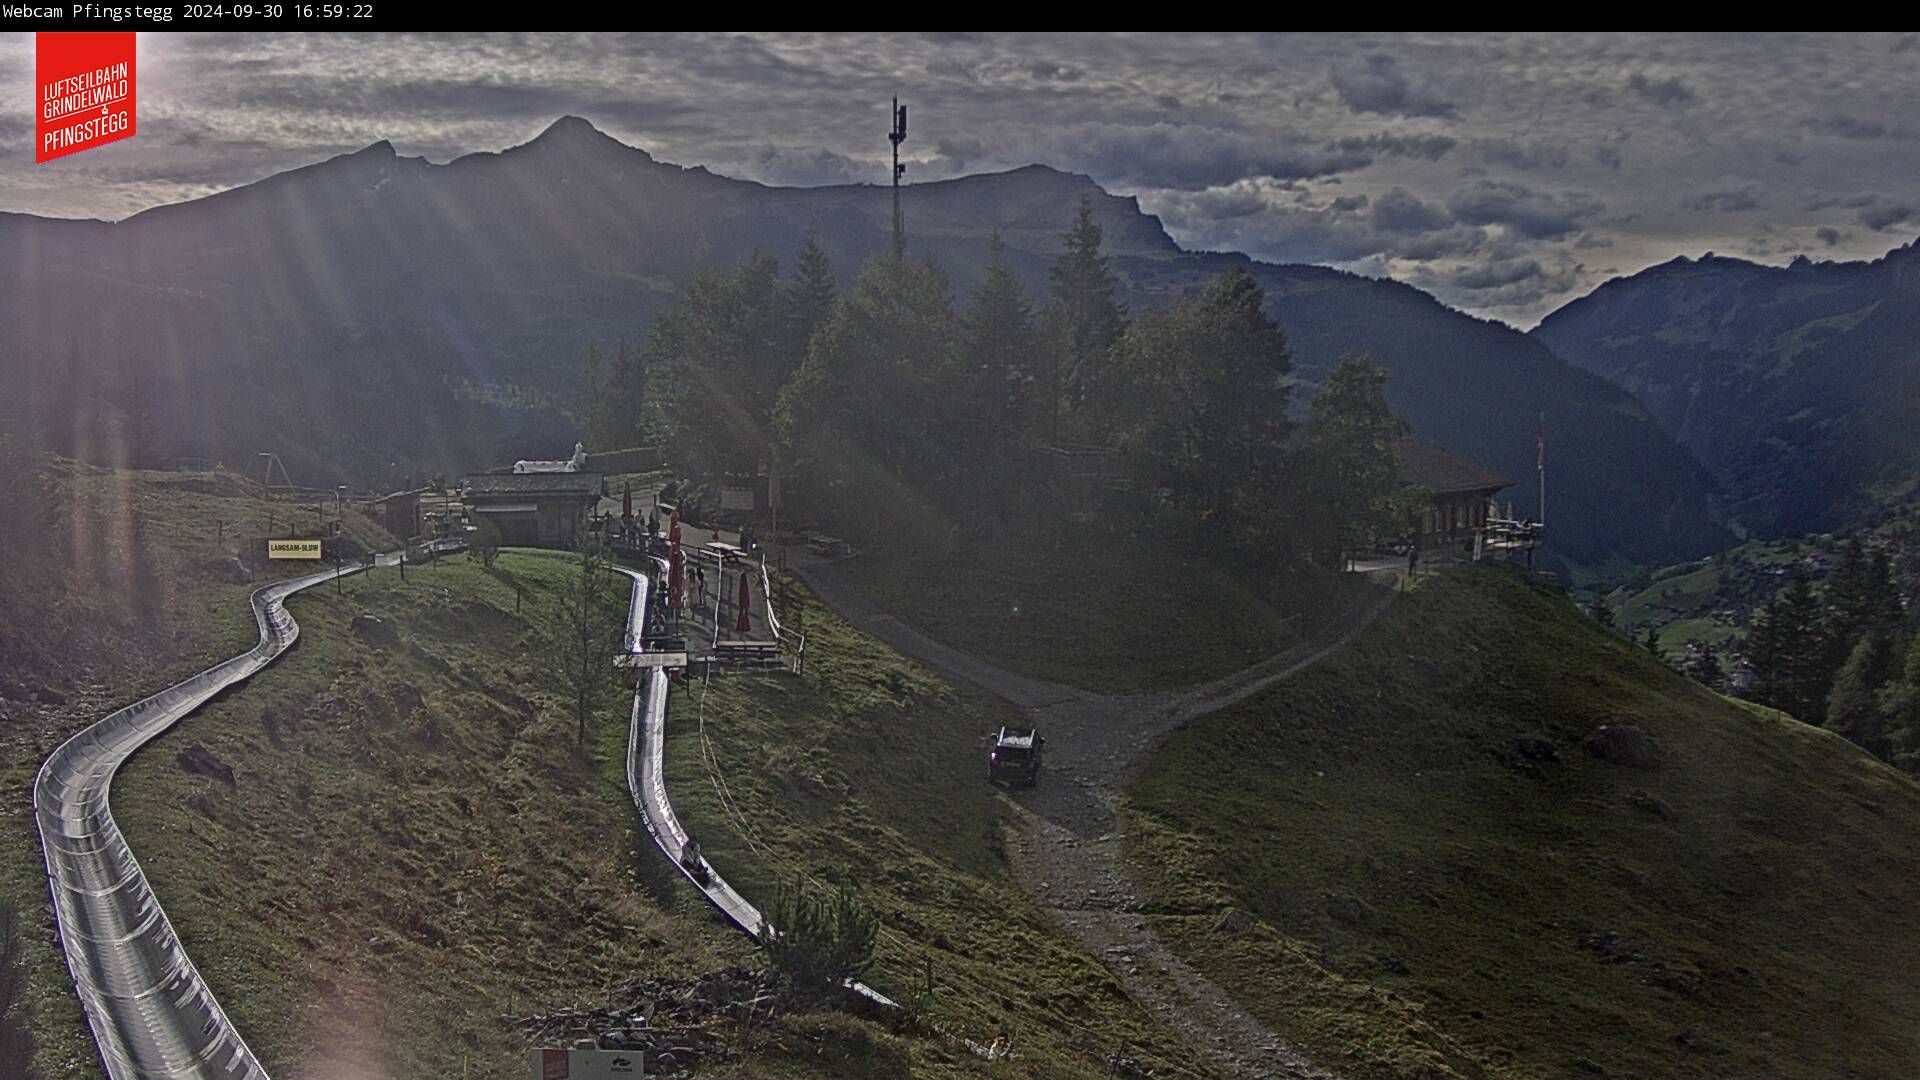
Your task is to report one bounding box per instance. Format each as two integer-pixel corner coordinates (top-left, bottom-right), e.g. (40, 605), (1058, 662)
(1828, 630), (1898, 757)
(1292, 352), (1403, 563)
(1882, 635), (1920, 772)
(644, 254), (785, 487)
(581, 342), (607, 449)
(960, 233), (1039, 508)
(1587, 595), (1616, 629)
(1748, 573), (1827, 722)
(1821, 539), (1903, 686)
(783, 230), (837, 371)
(1042, 196), (1125, 442)
(604, 340), (647, 448)
(1107, 268), (1295, 546)
(1683, 648), (1726, 690)
(774, 256), (962, 539)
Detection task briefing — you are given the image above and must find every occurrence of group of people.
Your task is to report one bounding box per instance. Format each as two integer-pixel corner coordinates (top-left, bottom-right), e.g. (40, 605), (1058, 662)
(646, 562), (711, 618)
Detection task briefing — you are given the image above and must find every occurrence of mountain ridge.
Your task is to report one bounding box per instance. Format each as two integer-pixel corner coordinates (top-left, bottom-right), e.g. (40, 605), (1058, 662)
(0, 116), (1724, 569)
(1534, 236), (1920, 537)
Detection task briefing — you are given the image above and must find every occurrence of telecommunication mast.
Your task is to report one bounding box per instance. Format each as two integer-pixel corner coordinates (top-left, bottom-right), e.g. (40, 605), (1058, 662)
(889, 97), (908, 257)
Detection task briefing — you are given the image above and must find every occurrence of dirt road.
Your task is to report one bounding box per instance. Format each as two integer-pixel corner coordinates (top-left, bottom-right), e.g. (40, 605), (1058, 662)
(791, 553), (1398, 1079)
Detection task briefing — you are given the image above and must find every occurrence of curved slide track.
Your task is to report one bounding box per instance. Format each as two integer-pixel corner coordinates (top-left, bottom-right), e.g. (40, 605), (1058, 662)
(612, 562), (893, 1007)
(34, 545), (871, 1080)
(32, 554), (400, 1080)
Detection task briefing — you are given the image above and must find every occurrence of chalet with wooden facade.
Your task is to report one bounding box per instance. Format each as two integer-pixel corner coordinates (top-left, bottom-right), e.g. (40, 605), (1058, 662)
(463, 471), (604, 549)
(1397, 440), (1512, 552)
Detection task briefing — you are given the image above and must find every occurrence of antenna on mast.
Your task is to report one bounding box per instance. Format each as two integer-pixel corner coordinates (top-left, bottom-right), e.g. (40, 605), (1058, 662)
(889, 97), (908, 257)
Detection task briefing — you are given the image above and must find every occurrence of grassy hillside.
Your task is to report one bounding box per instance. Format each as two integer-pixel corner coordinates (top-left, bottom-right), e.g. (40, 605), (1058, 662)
(1127, 565), (1920, 1080)
(103, 553), (766, 1080)
(836, 536), (1348, 693)
(4, 472), (1225, 1080)
(654, 575), (1230, 1079)
(0, 463), (398, 1080)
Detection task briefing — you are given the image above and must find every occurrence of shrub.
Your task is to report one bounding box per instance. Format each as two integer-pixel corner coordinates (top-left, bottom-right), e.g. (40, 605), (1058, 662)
(758, 877), (878, 1000)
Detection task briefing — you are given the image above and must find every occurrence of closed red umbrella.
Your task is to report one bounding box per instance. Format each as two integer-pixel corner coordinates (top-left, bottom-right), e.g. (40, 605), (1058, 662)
(735, 571), (752, 634)
(667, 509), (684, 610)
(622, 483), (633, 525)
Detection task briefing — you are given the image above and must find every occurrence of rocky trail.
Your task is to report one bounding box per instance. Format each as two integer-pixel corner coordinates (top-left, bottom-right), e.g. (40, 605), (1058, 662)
(790, 552), (1400, 1080)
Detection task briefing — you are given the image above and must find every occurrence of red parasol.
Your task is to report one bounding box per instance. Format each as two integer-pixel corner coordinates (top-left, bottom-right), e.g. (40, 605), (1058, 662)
(622, 483), (633, 524)
(667, 508), (684, 609)
(735, 571), (752, 634)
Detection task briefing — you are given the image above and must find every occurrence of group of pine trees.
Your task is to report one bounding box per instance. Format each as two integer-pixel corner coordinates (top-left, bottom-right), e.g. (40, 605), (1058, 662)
(1744, 538), (1919, 770)
(579, 342), (650, 455)
(613, 198), (1408, 567)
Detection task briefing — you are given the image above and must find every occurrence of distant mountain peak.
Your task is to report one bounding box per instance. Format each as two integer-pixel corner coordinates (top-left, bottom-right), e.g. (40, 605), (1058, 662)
(536, 115), (601, 140)
(971, 162), (1098, 189)
(508, 115), (654, 165)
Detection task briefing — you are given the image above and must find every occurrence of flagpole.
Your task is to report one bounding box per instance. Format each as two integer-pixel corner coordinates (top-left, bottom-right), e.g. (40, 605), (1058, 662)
(1537, 411), (1546, 528)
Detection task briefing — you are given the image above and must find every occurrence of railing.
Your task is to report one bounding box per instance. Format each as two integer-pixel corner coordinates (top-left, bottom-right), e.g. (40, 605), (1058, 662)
(34, 555), (395, 1080)
(758, 553), (806, 675)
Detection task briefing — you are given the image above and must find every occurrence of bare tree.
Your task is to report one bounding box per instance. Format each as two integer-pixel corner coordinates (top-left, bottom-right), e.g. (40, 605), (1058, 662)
(546, 543), (624, 746)
(470, 513), (503, 569)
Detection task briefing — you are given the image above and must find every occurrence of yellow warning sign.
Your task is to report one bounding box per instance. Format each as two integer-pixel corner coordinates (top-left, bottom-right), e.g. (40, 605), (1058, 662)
(267, 539), (323, 560)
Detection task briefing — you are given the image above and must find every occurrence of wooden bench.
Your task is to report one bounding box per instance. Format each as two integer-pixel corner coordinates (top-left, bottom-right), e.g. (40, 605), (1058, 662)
(710, 640), (783, 669)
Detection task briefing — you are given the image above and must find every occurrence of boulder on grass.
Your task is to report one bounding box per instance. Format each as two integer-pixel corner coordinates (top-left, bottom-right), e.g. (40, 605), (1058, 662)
(1583, 724), (1661, 770)
(177, 744), (236, 786)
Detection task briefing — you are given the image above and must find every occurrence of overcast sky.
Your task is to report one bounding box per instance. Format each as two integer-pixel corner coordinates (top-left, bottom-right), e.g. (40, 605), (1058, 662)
(4, 31), (1919, 326)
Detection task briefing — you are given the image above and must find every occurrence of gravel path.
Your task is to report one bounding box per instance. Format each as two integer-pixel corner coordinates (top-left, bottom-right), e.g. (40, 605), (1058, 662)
(789, 553), (1399, 1080)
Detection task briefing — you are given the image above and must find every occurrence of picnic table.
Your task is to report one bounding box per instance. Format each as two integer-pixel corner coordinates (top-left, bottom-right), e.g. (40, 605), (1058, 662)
(703, 541), (747, 564)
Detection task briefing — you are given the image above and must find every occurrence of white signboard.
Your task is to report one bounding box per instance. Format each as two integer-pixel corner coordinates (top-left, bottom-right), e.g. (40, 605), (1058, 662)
(615, 652), (688, 669)
(719, 486), (755, 511)
(530, 1048), (645, 1079)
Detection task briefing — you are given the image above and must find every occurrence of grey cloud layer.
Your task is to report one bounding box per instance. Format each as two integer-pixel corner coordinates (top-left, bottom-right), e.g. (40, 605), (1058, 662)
(2, 31), (1918, 326)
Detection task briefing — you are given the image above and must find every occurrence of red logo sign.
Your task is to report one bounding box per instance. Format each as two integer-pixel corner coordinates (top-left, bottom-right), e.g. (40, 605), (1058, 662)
(37, 33), (137, 163)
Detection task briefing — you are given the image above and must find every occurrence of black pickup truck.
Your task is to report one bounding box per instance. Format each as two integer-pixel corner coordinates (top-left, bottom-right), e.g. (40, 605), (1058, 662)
(988, 725), (1045, 787)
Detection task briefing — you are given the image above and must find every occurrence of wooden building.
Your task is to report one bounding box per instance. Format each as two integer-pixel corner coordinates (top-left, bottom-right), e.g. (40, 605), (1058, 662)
(368, 488), (427, 542)
(1397, 440), (1512, 552)
(463, 472), (604, 549)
